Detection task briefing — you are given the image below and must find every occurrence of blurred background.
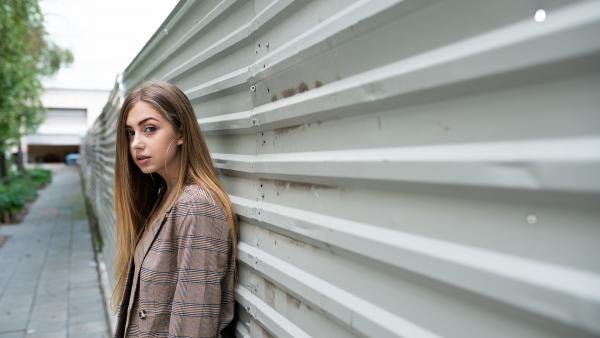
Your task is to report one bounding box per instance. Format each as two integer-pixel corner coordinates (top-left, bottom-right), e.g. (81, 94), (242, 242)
(15, 0), (178, 166)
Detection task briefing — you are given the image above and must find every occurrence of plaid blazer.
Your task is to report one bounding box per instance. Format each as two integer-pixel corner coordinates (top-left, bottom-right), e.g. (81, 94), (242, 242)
(114, 184), (235, 338)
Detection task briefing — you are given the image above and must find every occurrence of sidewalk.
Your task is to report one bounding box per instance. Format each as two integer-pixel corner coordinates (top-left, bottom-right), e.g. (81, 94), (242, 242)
(0, 165), (110, 338)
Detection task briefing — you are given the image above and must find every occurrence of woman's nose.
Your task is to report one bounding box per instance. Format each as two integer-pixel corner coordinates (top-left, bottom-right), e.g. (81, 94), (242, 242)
(130, 134), (144, 149)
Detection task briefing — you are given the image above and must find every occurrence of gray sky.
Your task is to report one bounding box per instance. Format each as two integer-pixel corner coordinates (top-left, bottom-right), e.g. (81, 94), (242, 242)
(40, 0), (179, 90)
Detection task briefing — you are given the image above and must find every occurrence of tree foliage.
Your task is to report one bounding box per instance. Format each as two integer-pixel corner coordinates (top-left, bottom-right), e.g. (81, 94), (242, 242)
(0, 0), (73, 172)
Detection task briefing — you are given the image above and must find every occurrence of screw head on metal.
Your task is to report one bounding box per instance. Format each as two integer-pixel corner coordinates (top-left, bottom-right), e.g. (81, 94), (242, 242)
(250, 85), (256, 92)
(534, 9), (546, 23)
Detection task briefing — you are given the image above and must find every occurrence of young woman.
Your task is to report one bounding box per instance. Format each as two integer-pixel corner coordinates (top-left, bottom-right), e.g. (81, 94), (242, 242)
(111, 80), (237, 338)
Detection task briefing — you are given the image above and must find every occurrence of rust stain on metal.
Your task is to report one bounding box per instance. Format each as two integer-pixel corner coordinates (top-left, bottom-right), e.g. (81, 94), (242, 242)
(264, 279), (276, 307)
(271, 95), (278, 102)
(272, 179), (335, 190)
(286, 293), (302, 310)
(273, 124), (303, 136)
(281, 81), (321, 98)
(261, 327), (275, 338)
(282, 87), (297, 98)
(297, 82), (309, 93)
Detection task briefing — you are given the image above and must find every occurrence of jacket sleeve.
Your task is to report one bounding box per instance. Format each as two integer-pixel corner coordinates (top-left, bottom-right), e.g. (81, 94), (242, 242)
(168, 196), (234, 337)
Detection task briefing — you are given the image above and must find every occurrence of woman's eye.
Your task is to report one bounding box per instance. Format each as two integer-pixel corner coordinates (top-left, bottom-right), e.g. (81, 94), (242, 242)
(144, 126), (156, 133)
(126, 130), (134, 137)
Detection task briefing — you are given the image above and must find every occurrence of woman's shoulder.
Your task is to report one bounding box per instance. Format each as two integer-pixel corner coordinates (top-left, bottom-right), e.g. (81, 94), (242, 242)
(174, 183), (227, 220)
(178, 183), (212, 202)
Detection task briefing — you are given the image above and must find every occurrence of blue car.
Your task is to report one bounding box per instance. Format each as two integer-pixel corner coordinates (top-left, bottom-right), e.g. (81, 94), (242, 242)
(65, 153), (80, 165)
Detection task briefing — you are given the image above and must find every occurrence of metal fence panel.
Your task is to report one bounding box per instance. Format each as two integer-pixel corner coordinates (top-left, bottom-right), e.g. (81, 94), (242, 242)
(82, 1), (600, 337)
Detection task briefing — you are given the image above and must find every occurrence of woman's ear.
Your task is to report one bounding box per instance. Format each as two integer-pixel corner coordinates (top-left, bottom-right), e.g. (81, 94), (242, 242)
(177, 135), (183, 146)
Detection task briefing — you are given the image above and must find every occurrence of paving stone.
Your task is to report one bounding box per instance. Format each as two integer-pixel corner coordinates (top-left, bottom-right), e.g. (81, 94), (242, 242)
(33, 294), (67, 304)
(70, 311), (107, 325)
(31, 301), (68, 314)
(68, 298), (105, 315)
(26, 320), (66, 334)
(4, 282), (38, 293)
(28, 309), (67, 324)
(69, 332), (109, 338)
(0, 310), (29, 332)
(68, 321), (108, 336)
(0, 294), (34, 311)
(0, 331), (25, 338)
(25, 329), (66, 338)
(69, 280), (100, 290)
(69, 287), (103, 299)
(37, 283), (68, 292)
(68, 275), (98, 284)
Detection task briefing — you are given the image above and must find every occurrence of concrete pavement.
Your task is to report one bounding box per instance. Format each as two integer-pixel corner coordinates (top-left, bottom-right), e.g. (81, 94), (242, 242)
(0, 165), (110, 338)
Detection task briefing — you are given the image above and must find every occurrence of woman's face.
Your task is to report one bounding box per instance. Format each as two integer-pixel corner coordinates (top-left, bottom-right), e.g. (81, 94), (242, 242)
(125, 101), (182, 179)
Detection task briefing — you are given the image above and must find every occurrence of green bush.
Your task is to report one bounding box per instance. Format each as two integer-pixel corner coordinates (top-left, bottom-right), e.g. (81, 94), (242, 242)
(27, 167), (52, 188)
(0, 168), (52, 222)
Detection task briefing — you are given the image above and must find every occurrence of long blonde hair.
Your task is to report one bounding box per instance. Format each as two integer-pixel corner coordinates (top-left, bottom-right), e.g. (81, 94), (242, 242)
(111, 80), (237, 312)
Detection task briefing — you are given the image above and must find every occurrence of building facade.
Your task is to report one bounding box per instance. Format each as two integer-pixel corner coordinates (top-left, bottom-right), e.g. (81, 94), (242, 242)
(22, 87), (109, 163)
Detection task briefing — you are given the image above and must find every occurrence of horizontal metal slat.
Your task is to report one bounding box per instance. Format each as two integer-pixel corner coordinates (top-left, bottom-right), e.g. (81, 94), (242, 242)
(233, 195), (600, 334)
(213, 137), (600, 193)
(236, 285), (312, 338)
(238, 242), (441, 338)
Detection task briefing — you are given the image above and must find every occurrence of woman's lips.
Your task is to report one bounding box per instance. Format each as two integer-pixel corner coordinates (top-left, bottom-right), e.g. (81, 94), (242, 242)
(137, 156), (151, 165)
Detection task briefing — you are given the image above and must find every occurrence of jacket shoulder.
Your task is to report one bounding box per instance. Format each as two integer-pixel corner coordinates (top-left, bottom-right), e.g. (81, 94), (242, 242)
(174, 184), (228, 221)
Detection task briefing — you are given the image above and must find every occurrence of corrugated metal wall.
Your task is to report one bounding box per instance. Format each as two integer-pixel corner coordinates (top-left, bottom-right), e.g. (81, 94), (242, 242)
(81, 1), (600, 337)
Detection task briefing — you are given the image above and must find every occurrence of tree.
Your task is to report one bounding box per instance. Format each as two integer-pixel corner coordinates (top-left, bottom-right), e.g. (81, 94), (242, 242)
(0, 0), (73, 178)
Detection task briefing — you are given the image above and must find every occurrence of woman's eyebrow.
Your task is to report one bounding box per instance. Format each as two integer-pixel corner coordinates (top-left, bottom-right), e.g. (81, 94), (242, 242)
(125, 117), (159, 128)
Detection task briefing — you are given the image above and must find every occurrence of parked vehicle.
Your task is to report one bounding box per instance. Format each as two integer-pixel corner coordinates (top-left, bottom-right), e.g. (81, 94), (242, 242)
(65, 153), (80, 166)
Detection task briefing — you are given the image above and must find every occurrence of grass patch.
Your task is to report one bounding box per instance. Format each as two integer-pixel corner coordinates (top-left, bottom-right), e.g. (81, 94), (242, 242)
(0, 167), (52, 223)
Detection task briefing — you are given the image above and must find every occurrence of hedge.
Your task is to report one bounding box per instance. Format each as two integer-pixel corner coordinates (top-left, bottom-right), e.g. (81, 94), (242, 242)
(0, 168), (52, 223)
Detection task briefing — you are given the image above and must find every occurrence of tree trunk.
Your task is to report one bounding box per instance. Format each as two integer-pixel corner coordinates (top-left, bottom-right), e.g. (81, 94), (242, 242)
(16, 138), (24, 172)
(0, 152), (7, 180)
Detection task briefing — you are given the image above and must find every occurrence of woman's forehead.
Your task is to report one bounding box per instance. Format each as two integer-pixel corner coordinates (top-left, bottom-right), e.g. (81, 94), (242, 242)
(125, 101), (164, 127)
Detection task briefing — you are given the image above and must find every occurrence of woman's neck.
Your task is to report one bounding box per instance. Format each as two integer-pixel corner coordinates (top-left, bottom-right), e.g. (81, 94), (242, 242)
(164, 182), (175, 199)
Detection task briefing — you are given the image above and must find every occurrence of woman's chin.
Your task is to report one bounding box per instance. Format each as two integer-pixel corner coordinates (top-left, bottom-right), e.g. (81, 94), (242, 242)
(139, 166), (155, 174)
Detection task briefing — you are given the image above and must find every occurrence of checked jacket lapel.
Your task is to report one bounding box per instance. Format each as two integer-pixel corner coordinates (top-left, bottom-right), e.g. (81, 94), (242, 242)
(139, 203), (174, 264)
(122, 203), (174, 335)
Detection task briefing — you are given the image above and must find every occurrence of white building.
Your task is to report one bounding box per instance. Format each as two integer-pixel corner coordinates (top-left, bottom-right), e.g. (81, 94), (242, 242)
(21, 87), (109, 163)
